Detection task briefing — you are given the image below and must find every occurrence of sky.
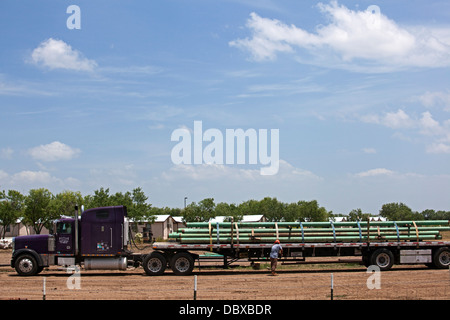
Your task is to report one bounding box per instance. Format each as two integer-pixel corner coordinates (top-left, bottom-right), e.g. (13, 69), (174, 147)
(1, 0), (450, 215)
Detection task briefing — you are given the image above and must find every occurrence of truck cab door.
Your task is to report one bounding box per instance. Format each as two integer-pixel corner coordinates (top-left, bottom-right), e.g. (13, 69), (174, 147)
(56, 221), (75, 255)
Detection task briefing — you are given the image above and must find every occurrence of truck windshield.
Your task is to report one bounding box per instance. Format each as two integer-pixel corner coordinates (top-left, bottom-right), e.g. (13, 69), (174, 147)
(57, 222), (72, 234)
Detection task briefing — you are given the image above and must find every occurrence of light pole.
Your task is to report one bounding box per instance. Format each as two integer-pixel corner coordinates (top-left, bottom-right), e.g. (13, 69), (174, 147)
(184, 196), (188, 209)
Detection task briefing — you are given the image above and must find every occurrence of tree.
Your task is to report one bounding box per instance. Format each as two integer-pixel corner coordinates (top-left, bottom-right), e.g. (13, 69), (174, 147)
(348, 208), (372, 221)
(183, 201), (202, 222)
(51, 190), (84, 217)
(182, 198), (216, 222)
(84, 187), (153, 221)
(129, 187), (153, 221)
(23, 188), (58, 234)
(215, 202), (242, 222)
(198, 198), (216, 221)
(258, 197), (286, 222)
(379, 202), (421, 221)
(284, 202), (302, 222)
(238, 199), (262, 216)
(297, 200), (330, 222)
(0, 190), (25, 238)
(420, 209), (450, 220)
(84, 187), (112, 208)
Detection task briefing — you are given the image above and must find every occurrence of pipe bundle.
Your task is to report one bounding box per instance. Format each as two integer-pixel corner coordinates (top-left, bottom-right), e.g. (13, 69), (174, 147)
(168, 220), (450, 244)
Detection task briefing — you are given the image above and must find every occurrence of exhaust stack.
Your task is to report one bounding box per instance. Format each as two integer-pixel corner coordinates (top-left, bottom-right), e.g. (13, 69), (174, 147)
(74, 205), (79, 256)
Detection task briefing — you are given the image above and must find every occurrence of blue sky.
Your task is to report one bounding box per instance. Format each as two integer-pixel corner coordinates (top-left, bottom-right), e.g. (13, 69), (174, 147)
(1, 0), (450, 215)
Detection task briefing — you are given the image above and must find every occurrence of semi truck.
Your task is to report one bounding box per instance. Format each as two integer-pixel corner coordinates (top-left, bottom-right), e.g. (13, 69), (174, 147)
(10, 205), (450, 276)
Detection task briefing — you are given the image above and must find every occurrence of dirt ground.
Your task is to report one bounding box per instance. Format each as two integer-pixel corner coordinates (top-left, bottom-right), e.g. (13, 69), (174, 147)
(1, 248), (449, 300)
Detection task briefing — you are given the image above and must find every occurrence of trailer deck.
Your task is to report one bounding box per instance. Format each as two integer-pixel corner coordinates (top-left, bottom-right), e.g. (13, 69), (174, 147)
(148, 240), (450, 275)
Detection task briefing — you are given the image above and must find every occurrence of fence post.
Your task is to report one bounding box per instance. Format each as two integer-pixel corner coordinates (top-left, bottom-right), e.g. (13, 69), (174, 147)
(43, 277), (46, 301)
(194, 275), (198, 300)
(330, 273), (334, 301)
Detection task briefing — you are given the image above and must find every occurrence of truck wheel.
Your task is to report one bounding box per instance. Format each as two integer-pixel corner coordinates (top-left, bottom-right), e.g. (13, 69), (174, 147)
(15, 254), (39, 276)
(362, 255), (371, 267)
(370, 249), (394, 271)
(432, 247), (450, 269)
(143, 252), (167, 276)
(171, 252), (195, 276)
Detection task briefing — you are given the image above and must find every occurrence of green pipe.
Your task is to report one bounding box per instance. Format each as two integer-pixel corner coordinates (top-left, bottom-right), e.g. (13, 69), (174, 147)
(170, 232), (441, 241)
(178, 226), (450, 233)
(185, 220), (449, 228)
(176, 234), (440, 244)
(169, 230), (441, 239)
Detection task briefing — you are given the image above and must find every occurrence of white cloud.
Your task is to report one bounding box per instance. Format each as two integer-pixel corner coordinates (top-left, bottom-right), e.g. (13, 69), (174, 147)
(31, 38), (97, 71)
(10, 170), (56, 185)
(356, 168), (395, 177)
(419, 111), (445, 136)
(418, 91), (450, 111)
(361, 108), (450, 154)
(362, 109), (414, 129)
(0, 170), (81, 190)
(383, 109), (415, 129)
(426, 142), (450, 154)
(0, 170), (8, 181)
(230, 2), (450, 71)
(161, 159), (321, 182)
(29, 141), (81, 162)
(362, 148), (376, 154)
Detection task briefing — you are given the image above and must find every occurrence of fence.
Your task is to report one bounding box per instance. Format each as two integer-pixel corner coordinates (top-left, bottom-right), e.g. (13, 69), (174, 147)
(134, 267), (450, 300)
(1, 265), (449, 300)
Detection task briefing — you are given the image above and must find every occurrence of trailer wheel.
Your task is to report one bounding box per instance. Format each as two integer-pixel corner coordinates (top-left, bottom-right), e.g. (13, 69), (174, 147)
(143, 252), (167, 276)
(171, 252), (195, 276)
(432, 247), (450, 269)
(15, 254), (39, 276)
(370, 249), (394, 271)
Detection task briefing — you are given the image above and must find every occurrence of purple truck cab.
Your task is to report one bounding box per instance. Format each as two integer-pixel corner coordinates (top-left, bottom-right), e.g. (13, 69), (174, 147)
(11, 206), (130, 276)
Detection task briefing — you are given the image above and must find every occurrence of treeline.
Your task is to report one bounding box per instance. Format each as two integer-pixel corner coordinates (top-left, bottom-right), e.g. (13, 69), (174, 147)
(0, 187), (153, 237)
(1, 187), (449, 237)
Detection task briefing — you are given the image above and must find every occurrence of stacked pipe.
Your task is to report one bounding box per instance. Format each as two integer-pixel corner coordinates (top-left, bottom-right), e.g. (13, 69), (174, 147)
(168, 220), (450, 244)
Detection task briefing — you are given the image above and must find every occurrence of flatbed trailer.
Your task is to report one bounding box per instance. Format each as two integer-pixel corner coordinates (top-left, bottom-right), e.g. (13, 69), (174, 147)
(147, 240), (450, 275)
(10, 205), (450, 276)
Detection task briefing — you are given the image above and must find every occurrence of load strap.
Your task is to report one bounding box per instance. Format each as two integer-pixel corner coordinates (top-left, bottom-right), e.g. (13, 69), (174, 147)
(216, 222), (220, 245)
(299, 222), (305, 244)
(209, 222), (212, 251)
(330, 221), (336, 243)
(412, 221), (419, 242)
(275, 222), (279, 239)
(230, 218), (234, 248)
(356, 220), (362, 242)
(393, 221), (400, 241)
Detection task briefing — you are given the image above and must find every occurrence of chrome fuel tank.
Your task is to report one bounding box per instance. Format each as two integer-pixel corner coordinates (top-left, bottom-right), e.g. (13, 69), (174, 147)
(84, 257), (127, 270)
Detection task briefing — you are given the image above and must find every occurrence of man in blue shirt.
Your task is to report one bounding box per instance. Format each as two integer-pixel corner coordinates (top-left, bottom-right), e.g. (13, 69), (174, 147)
(270, 240), (283, 276)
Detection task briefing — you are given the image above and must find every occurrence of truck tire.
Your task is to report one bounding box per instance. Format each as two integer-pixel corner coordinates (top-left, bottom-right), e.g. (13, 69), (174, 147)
(432, 247), (450, 269)
(143, 252), (167, 276)
(370, 249), (394, 271)
(170, 252), (195, 276)
(15, 254), (39, 276)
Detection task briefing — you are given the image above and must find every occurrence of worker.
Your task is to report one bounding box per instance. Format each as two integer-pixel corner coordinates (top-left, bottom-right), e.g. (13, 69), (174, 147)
(270, 239), (283, 276)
